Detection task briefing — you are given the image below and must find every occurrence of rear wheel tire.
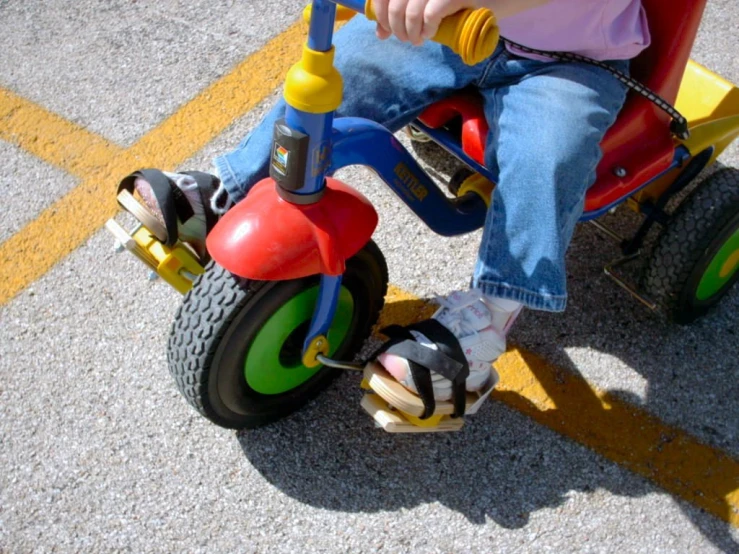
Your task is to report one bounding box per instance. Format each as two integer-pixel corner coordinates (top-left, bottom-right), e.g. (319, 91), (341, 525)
(167, 241), (388, 429)
(643, 167), (739, 324)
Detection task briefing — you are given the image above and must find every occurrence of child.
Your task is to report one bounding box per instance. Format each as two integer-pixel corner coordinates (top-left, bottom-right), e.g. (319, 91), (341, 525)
(127, 0), (649, 404)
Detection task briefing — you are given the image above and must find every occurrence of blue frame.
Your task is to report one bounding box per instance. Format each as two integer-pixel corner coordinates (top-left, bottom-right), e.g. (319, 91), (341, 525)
(329, 118), (488, 235)
(296, 0), (687, 360)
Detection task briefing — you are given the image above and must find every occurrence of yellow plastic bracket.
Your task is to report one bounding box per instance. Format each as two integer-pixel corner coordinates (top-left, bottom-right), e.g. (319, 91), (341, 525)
(131, 227), (205, 294)
(107, 218), (204, 295)
(458, 173), (495, 207)
(284, 45), (343, 114)
(302, 334), (330, 368)
(402, 412), (448, 428)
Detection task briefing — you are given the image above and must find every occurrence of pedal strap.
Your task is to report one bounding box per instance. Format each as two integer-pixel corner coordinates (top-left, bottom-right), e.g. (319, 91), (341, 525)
(411, 319), (469, 418)
(372, 320), (470, 419)
(117, 169), (194, 246)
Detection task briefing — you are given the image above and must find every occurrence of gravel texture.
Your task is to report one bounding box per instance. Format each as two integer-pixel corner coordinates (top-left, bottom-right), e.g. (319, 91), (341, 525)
(1, 1), (738, 552)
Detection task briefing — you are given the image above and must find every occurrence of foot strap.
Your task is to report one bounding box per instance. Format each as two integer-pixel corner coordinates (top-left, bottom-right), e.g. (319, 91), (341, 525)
(118, 169), (194, 246)
(117, 169), (222, 248)
(371, 319), (470, 419)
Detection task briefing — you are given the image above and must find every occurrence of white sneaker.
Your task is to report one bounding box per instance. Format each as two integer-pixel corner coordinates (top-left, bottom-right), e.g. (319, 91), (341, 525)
(378, 289), (521, 400)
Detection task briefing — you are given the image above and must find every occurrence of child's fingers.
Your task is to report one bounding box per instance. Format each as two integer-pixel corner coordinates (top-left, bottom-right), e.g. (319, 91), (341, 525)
(422, 0), (458, 40)
(376, 24), (392, 40)
(372, 0), (391, 38)
(405, 0), (428, 45)
(387, 0), (411, 42)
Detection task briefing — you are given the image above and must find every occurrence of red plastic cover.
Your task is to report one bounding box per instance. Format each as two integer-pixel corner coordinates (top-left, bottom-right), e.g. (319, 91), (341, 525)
(417, 0), (707, 213)
(206, 178), (378, 280)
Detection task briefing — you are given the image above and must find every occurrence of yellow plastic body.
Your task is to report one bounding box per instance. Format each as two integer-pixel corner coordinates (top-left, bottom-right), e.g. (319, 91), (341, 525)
(634, 60), (739, 206)
(132, 227), (204, 294)
(302, 334), (330, 368)
(676, 61), (739, 162)
(457, 173), (495, 207)
(284, 45), (343, 113)
(364, 0), (498, 66)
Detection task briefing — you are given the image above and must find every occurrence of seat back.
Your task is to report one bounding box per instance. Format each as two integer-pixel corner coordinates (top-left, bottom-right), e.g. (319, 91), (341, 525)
(418, 1), (709, 214)
(588, 0), (708, 213)
(631, 0), (707, 105)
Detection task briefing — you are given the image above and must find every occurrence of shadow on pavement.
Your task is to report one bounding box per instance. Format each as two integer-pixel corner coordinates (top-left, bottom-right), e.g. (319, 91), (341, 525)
(237, 204), (737, 551)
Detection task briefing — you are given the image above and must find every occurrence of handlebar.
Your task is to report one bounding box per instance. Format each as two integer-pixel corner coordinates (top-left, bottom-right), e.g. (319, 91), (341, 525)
(364, 0), (499, 65)
(304, 1), (499, 66)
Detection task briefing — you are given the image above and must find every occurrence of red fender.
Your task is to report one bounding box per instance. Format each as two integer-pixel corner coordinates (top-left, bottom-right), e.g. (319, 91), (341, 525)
(206, 177), (378, 280)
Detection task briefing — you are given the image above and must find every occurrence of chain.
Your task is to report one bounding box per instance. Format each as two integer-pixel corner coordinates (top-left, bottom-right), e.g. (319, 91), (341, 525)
(502, 39), (690, 140)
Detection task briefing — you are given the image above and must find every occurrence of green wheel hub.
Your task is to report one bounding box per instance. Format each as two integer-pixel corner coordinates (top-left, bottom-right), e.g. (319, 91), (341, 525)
(244, 286), (354, 395)
(696, 227), (739, 300)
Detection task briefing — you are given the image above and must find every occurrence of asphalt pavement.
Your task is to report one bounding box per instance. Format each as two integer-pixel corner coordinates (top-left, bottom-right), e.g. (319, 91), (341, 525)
(1, 1), (738, 552)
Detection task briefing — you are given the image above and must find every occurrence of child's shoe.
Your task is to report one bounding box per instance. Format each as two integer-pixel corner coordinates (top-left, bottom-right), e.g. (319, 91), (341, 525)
(378, 289), (521, 401)
(116, 169), (232, 261)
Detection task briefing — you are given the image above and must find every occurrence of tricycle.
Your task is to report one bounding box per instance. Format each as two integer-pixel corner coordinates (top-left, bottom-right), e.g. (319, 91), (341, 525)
(106, 0), (739, 432)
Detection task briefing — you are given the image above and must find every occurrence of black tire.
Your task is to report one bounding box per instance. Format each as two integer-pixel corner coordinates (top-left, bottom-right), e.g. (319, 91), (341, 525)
(167, 240), (388, 429)
(643, 167), (739, 324)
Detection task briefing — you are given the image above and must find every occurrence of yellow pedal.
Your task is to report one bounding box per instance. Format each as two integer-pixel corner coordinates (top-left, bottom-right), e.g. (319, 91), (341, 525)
(360, 394), (464, 433)
(106, 219), (204, 294)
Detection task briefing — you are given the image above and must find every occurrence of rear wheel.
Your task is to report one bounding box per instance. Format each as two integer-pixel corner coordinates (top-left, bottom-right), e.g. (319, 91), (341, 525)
(643, 167), (739, 324)
(167, 241), (388, 429)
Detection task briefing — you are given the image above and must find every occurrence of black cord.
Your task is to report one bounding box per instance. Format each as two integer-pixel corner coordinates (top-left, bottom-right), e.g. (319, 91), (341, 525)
(502, 38), (690, 140)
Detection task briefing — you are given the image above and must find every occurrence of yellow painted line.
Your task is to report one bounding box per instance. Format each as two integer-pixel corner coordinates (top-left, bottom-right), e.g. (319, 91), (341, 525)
(380, 292), (739, 527)
(0, 21), (306, 307)
(494, 348), (738, 527)
(0, 88), (124, 177)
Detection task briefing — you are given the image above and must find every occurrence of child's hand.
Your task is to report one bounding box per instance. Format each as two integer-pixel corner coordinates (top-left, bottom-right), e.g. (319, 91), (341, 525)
(372, 0), (480, 45)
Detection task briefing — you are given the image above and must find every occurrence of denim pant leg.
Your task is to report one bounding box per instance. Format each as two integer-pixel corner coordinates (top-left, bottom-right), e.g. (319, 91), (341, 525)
(472, 58), (629, 312)
(213, 16), (493, 201)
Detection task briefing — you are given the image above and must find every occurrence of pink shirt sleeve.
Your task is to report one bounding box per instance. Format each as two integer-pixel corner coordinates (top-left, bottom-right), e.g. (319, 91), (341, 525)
(498, 0), (651, 61)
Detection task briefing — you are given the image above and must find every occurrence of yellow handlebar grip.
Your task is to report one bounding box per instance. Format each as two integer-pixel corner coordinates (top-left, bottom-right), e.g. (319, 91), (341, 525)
(364, 0), (499, 66)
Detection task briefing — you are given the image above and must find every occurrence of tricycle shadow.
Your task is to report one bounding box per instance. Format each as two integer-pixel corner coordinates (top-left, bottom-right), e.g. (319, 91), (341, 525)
(236, 240), (737, 551)
(235, 371), (649, 529)
(506, 207), (738, 549)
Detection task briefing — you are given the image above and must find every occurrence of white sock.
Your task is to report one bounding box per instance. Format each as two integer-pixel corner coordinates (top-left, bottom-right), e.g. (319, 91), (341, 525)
(481, 295), (522, 333)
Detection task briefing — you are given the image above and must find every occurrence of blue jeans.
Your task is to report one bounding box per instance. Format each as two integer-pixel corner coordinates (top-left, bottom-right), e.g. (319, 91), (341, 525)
(214, 17), (629, 312)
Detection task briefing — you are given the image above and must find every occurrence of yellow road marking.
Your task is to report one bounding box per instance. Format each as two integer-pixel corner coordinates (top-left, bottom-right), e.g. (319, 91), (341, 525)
(1, 15), (737, 529)
(0, 88), (124, 177)
(0, 20), (306, 307)
(379, 291), (739, 527)
(495, 347), (739, 527)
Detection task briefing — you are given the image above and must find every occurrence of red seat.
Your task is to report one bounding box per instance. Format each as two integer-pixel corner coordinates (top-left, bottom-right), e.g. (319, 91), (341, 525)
(418, 0), (707, 213)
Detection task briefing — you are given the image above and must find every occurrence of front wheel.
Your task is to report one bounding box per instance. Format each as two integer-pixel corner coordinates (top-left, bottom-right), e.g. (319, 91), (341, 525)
(167, 241), (388, 429)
